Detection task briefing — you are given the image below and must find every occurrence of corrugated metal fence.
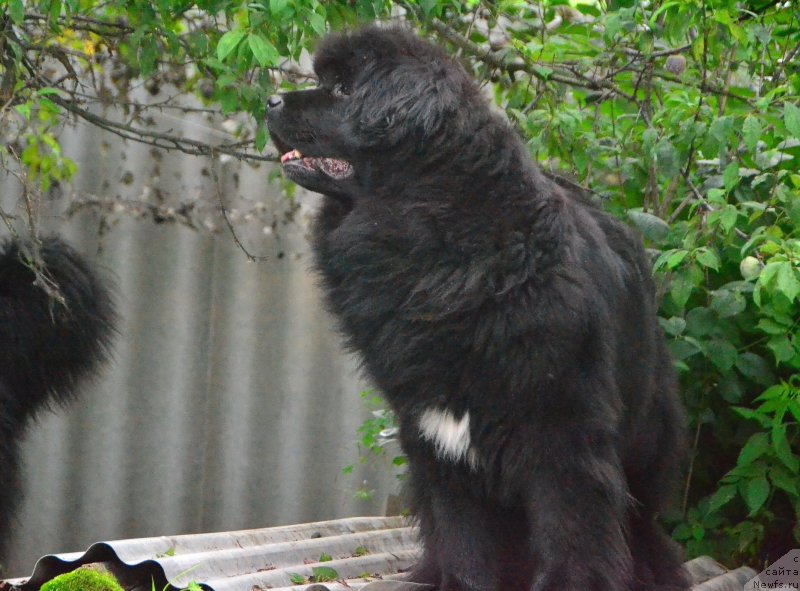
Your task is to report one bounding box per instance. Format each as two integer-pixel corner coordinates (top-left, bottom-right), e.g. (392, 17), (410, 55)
(0, 100), (395, 577)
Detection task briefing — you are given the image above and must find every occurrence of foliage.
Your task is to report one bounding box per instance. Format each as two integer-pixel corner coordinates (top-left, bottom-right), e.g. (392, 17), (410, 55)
(489, 0), (800, 567)
(287, 573), (305, 585)
(1, 0), (798, 568)
(353, 545), (370, 557)
(341, 389), (406, 500)
(41, 568), (124, 591)
(310, 565), (339, 583)
(286, 564), (340, 585)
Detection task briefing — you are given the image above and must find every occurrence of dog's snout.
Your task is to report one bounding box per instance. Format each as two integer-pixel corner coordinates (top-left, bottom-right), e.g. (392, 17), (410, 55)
(267, 95), (283, 110)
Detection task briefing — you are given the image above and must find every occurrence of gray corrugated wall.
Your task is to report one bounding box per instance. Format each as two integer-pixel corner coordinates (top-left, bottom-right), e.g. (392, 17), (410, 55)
(1, 102), (396, 576)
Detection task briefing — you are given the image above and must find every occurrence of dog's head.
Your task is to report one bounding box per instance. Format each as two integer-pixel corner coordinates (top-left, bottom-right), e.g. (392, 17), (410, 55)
(266, 26), (479, 196)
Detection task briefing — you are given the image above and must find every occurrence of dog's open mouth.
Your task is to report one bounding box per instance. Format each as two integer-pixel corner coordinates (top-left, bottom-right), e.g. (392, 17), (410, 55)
(280, 149), (354, 180)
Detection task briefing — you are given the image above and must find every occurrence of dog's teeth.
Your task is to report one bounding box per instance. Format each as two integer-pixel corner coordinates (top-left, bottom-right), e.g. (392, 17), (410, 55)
(280, 149), (304, 164)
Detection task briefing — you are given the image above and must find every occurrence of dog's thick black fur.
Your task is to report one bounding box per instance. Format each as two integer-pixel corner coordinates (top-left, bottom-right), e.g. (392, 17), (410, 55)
(267, 26), (689, 591)
(0, 237), (115, 556)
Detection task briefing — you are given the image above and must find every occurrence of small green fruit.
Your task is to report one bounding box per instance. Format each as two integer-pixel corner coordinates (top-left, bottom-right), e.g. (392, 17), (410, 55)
(740, 256), (762, 280)
(665, 54), (686, 75)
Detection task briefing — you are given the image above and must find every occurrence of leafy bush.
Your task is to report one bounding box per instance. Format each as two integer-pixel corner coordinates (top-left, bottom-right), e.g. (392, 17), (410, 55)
(480, 1), (800, 567)
(1, 0), (797, 567)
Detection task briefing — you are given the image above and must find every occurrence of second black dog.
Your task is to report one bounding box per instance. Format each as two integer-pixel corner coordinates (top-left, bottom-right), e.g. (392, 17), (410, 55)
(0, 237), (115, 559)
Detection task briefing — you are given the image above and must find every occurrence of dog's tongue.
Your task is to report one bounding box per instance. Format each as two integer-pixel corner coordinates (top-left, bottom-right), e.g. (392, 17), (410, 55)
(318, 157), (353, 178)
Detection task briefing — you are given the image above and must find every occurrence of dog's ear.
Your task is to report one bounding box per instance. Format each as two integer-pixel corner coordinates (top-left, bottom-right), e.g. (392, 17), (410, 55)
(350, 61), (462, 147)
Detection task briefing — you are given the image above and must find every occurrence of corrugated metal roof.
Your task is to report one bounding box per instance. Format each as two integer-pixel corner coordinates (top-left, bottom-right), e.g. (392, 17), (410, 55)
(0, 516), (758, 591)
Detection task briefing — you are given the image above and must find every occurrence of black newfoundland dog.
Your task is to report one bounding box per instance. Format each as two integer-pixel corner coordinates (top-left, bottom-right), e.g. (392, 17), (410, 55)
(0, 237), (115, 557)
(267, 26), (689, 591)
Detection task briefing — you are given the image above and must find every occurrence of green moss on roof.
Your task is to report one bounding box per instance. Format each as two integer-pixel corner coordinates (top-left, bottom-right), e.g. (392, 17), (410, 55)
(40, 568), (124, 591)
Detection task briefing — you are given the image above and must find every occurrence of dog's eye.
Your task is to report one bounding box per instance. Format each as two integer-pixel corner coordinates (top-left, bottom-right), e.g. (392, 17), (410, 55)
(331, 83), (350, 98)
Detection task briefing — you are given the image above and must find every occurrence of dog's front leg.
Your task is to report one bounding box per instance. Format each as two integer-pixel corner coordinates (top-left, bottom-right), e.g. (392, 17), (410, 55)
(524, 430), (633, 591)
(405, 456), (509, 591)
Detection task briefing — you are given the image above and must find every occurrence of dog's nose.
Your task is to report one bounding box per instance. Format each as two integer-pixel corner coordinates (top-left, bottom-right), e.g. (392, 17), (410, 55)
(267, 95), (283, 110)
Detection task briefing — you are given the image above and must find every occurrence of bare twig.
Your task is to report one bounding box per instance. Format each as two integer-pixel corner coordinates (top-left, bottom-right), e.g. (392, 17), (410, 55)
(210, 150), (269, 262)
(682, 420), (703, 518)
(51, 95), (278, 163)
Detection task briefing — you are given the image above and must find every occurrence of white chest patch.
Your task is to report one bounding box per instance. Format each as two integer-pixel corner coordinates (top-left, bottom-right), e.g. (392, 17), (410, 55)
(418, 408), (478, 468)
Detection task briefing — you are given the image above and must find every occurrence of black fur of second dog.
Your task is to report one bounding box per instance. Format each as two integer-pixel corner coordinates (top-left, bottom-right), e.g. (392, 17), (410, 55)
(267, 26), (689, 591)
(0, 237), (115, 558)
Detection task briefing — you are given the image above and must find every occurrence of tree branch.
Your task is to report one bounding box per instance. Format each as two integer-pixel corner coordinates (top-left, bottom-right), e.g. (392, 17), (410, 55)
(51, 95), (278, 163)
(412, 8), (752, 106)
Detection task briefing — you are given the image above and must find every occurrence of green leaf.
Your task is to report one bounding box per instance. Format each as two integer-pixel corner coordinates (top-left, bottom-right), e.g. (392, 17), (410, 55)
(35, 87), (62, 97)
(732, 407), (772, 428)
(767, 335), (795, 363)
(627, 210), (669, 243)
(309, 12), (327, 36)
(248, 34), (279, 67)
(217, 30), (246, 61)
(8, 0), (24, 24)
(708, 484), (738, 513)
(255, 125), (269, 152)
(776, 261), (800, 302)
(642, 127), (658, 158)
(14, 103), (32, 120)
(319, 553), (332, 562)
(685, 307), (719, 338)
(710, 288), (745, 318)
(669, 338), (702, 361)
(705, 116), (734, 156)
(743, 115), (761, 153)
(659, 316), (686, 336)
(288, 573), (305, 585)
(49, 0), (62, 22)
(704, 339), (738, 371)
(757, 317), (790, 335)
(691, 523), (705, 541)
(718, 374), (744, 403)
(772, 425), (799, 473)
(743, 476), (770, 515)
(770, 467), (798, 494)
(695, 248), (720, 272)
(737, 432), (769, 467)
(416, 0), (436, 15)
(735, 353), (774, 386)
(785, 102), (800, 139)
(723, 162), (739, 192)
(138, 37), (159, 77)
(270, 0), (289, 17)
(311, 566), (339, 583)
(672, 522), (693, 541)
(656, 139), (680, 178)
(759, 261), (782, 286)
(755, 386), (786, 405)
(665, 249), (689, 269)
(670, 273), (695, 309)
